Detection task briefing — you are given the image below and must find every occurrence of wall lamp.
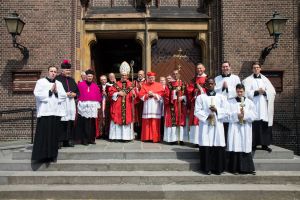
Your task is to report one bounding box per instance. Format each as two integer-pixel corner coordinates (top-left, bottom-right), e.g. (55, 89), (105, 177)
(4, 11), (29, 59)
(260, 11), (288, 65)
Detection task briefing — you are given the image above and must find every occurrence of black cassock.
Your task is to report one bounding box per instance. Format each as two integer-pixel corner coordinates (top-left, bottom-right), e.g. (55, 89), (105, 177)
(56, 75), (79, 146)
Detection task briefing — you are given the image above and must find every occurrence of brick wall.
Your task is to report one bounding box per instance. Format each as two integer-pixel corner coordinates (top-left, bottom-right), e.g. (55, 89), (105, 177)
(1, 0), (299, 155)
(0, 0), (76, 141)
(221, 0), (299, 153)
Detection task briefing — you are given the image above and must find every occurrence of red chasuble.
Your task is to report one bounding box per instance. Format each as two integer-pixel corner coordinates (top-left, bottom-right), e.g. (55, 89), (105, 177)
(164, 80), (187, 127)
(139, 82), (164, 142)
(187, 76), (207, 126)
(108, 80), (134, 125)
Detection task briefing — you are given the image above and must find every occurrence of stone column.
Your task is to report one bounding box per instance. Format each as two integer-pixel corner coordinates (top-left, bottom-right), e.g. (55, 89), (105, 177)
(136, 31), (158, 72)
(82, 32), (97, 71)
(196, 32), (210, 74)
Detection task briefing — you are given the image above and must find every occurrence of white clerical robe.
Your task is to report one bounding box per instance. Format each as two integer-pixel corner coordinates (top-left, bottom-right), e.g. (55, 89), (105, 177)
(215, 74), (241, 99)
(194, 93), (229, 147)
(141, 94), (162, 119)
(109, 92), (134, 140)
(34, 78), (67, 118)
(61, 97), (76, 121)
(227, 98), (257, 153)
(242, 74), (276, 126)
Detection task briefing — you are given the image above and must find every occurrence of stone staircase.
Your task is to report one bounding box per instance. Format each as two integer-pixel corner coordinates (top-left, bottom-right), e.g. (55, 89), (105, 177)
(0, 140), (299, 199)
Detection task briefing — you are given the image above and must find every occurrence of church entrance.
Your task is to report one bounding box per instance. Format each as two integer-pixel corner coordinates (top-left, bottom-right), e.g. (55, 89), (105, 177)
(151, 38), (202, 82)
(91, 39), (143, 81)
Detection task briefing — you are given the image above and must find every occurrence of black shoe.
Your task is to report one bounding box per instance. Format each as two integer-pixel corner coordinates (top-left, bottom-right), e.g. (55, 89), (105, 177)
(179, 141), (184, 146)
(252, 171), (256, 175)
(89, 141), (96, 145)
(262, 146), (272, 153)
(82, 142), (89, 146)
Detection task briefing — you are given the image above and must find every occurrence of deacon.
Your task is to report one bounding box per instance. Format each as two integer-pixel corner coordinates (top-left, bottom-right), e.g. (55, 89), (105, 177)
(56, 60), (79, 147)
(32, 66), (67, 163)
(139, 72), (164, 142)
(75, 69), (102, 145)
(186, 63), (207, 145)
(214, 61), (241, 143)
(108, 61), (135, 141)
(134, 70), (147, 139)
(163, 69), (188, 144)
(194, 78), (228, 175)
(227, 84), (256, 175)
(242, 62), (276, 152)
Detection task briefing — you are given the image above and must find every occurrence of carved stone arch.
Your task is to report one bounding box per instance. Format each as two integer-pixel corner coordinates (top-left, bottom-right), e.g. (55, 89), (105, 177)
(81, 33), (97, 71)
(196, 32), (209, 73)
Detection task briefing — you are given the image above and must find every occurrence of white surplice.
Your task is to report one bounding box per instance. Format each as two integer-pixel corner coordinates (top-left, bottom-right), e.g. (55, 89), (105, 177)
(215, 74), (241, 99)
(109, 92), (134, 140)
(34, 78), (67, 118)
(141, 94), (162, 119)
(227, 98), (257, 153)
(194, 93), (229, 147)
(242, 74), (276, 126)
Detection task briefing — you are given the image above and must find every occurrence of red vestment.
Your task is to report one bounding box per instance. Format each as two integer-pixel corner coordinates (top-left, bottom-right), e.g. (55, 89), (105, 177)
(108, 80), (134, 125)
(139, 82), (164, 142)
(187, 76), (207, 126)
(164, 80), (187, 127)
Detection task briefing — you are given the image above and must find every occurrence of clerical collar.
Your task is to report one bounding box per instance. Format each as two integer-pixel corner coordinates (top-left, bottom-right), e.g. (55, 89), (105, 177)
(253, 74), (261, 79)
(46, 77), (55, 83)
(221, 73), (231, 78)
(207, 90), (216, 96)
(235, 96), (245, 102)
(85, 80), (92, 86)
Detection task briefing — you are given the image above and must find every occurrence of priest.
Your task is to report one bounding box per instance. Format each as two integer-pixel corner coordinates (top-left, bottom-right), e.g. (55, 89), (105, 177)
(242, 62), (276, 152)
(139, 72), (164, 142)
(186, 63), (207, 145)
(227, 84), (256, 175)
(214, 61), (241, 144)
(163, 69), (188, 144)
(56, 60), (79, 147)
(194, 78), (229, 175)
(32, 66), (67, 163)
(108, 61), (135, 141)
(75, 69), (102, 145)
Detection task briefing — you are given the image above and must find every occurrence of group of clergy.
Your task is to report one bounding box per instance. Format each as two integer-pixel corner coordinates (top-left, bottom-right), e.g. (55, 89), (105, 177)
(31, 59), (276, 176)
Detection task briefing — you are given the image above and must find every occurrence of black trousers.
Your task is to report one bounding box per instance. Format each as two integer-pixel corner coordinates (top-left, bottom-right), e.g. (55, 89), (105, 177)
(199, 146), (226, 174)
(75, 114), (96, 144)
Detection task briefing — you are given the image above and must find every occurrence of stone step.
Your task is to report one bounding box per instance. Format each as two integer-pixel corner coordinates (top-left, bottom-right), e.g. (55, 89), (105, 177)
(0, 171), (299, 185)
(12, 145), (294, 160)
(0, 158), (300, 171)
(0, 184), (299, 199)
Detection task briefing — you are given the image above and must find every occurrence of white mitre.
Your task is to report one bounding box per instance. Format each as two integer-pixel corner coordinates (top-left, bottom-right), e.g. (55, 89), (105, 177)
(119, 61), (131, 75)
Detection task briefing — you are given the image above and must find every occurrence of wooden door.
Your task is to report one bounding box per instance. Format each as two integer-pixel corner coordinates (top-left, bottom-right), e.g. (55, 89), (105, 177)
(151, 38), (202, 82)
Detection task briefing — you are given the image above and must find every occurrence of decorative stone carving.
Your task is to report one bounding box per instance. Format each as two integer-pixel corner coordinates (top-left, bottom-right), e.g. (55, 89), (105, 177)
(80, 0), (89, 7)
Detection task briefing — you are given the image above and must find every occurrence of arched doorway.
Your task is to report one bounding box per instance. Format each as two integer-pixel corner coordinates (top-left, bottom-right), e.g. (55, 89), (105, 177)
(151, 38), (202, 82)
(91, 39), (143, 82)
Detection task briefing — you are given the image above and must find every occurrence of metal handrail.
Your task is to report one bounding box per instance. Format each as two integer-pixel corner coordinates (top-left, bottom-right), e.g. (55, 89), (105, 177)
(0, 108), (36, 144)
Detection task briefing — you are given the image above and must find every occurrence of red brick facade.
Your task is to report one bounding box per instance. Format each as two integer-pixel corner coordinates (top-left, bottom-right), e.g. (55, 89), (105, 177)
(1, 0), (299, 153)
